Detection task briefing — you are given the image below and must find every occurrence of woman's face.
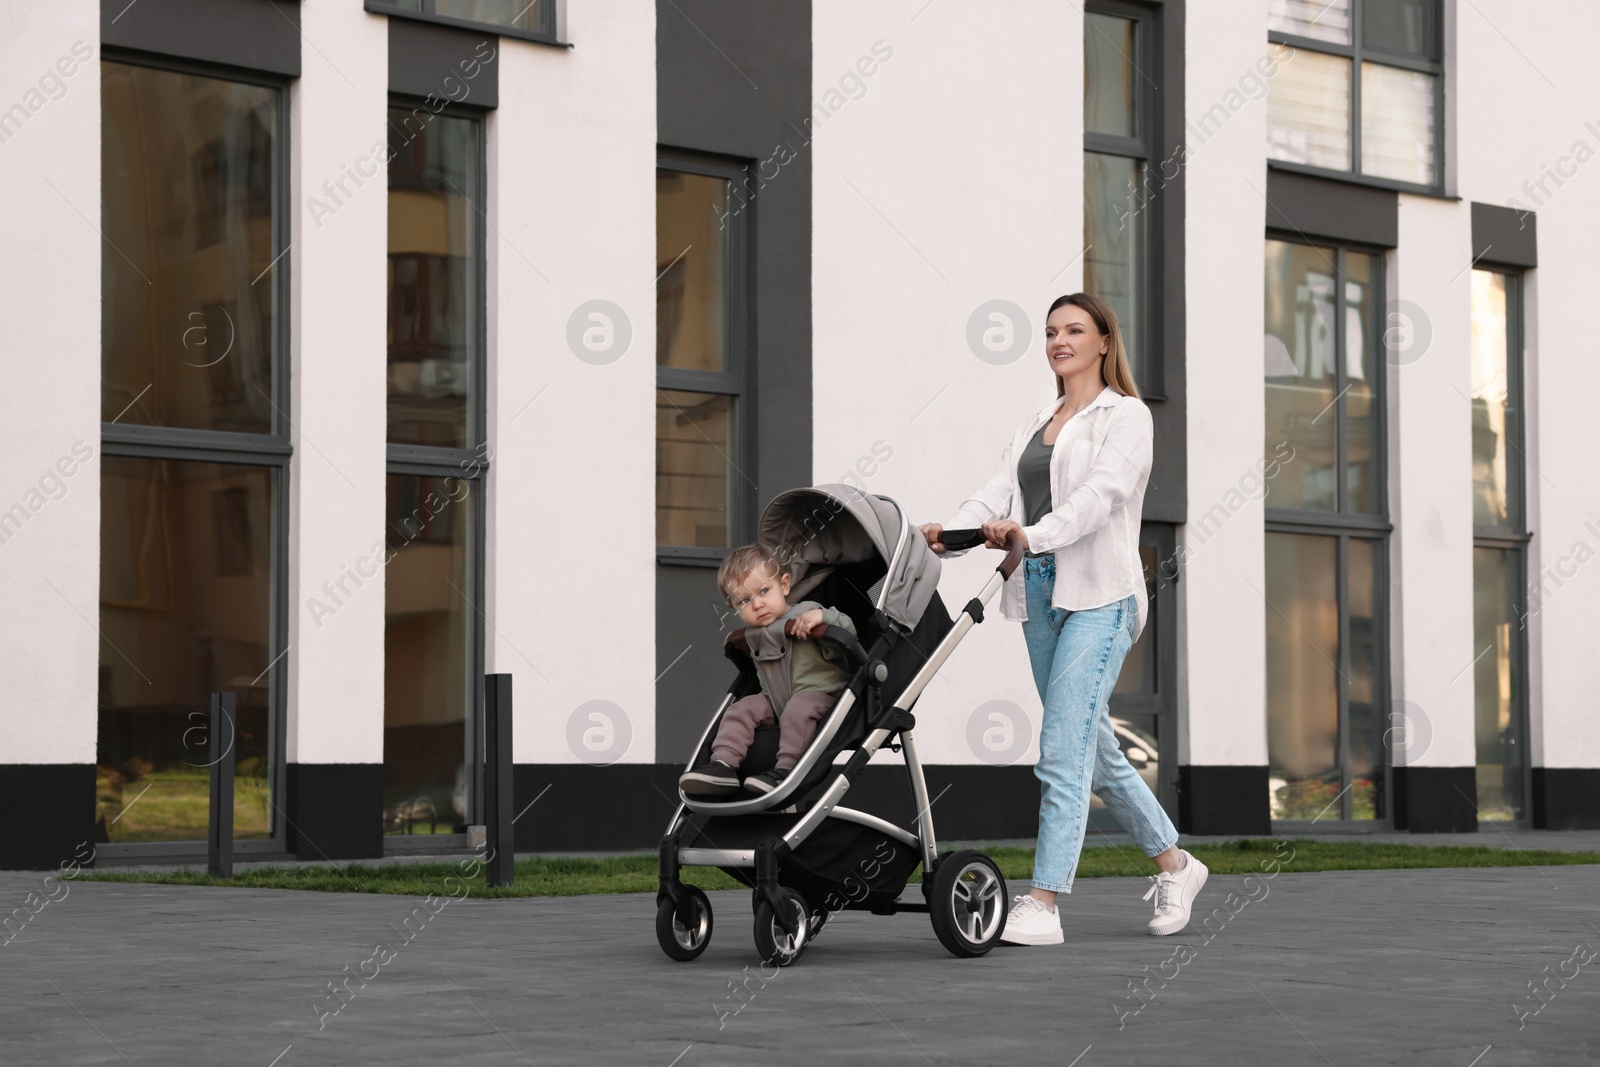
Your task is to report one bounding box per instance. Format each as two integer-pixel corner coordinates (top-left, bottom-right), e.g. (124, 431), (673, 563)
(1044, 304), (1108, 386)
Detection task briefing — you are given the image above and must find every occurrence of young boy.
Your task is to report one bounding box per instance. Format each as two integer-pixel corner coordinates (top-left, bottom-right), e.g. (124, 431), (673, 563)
(679, 543), (857, 796)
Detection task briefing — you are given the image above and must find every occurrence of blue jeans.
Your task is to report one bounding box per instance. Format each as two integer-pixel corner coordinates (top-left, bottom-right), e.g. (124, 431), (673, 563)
(1022, 556), (1177, 893)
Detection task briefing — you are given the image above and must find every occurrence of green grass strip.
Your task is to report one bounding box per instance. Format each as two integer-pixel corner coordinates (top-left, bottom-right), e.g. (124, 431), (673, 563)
(80, 838), (1599, 899)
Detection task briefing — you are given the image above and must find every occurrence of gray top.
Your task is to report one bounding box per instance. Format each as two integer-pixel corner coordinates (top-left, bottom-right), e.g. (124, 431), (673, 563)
(1018, 422), (1054, 528)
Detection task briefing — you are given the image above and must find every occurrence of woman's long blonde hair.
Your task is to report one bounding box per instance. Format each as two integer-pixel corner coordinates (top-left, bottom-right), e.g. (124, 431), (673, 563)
(1047, 293), (1140, 399)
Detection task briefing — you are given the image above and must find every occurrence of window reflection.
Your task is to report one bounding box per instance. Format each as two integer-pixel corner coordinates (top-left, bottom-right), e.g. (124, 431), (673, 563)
(656, 390), (735, 548)
(384, 475), (472, 835)
(386, 0), (545, 31)
(435, 0), (541, 29)
(656, 170), (730, 372)
(1470, 271), (1514, 527)
(101, 63), (278, 433)
(1266, 531), (1341, 818)
(1346, 537), (1383, 819)
(387, 108), (478, 448)
(1266, 49), (1351, 170)
(1264, 240), (1339, 510)
(1361, 63), (1437, 185)
(1343, 252), (1379, 513)
(1473, 547), (1522, 821)
(1364, 0), (1433, 56)
(97, 457), (275, 842)
(1085, 152), (1146, 384)
(1268, 0), (1351, 44)
(1084, 13), (1137, 138)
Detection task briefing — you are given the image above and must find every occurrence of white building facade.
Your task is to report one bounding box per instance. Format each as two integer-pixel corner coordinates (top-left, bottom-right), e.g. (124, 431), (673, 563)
(2, 0), (1596, 869)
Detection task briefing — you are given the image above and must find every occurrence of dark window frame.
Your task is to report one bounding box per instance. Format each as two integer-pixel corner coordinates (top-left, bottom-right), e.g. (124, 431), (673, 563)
(1263, 234), (1394, 827)
(1268, 0), (1447, 197)
(95, 49), (293, 861)
(1470, 268), (1531, 825)
(364, 0), (568, 49)
(1084, 0), (1167, 400)
(382, 94), (489, 851)
(655, 149), (756, 567)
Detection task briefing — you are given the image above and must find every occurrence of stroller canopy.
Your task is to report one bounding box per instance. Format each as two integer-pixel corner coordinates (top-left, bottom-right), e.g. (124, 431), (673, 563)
(757, 484), (941, 633)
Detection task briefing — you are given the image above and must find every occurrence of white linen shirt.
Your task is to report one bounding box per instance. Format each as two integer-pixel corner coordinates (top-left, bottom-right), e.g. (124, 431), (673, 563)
(942, 386), (1152, 639)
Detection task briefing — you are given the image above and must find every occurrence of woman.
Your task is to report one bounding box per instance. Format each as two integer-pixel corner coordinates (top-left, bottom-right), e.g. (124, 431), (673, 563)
(919, 293), (1206, 946)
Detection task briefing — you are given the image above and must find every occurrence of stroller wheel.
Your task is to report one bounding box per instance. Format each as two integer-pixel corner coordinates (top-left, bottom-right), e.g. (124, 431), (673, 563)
(753, 888), (810, 966)
(656, 887), (713, 962)
(928, 850), (1008, 958)
(806, 904), (830, 942)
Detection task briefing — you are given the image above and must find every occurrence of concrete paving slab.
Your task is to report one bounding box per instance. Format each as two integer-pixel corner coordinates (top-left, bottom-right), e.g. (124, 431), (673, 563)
(3, 861), (1599, 1065)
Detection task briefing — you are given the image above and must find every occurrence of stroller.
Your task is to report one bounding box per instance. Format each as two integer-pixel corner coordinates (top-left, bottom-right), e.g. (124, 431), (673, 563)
(655, 484), (1025, 965)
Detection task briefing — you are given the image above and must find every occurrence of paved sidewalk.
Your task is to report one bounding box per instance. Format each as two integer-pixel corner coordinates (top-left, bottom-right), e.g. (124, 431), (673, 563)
(73, 828), (1600, 877)
(3, 861), (1598, 1065)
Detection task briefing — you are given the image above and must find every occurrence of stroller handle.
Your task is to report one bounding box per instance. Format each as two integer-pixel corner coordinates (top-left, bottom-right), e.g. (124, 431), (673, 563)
(724, 621), (870, 670)
(784, 619), (870, 669)
(939, 528), (1027, 581)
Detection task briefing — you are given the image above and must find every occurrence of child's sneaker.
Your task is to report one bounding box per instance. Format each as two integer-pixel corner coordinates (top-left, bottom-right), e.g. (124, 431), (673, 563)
(744, 767), (789, 795)
(679, 760), (741, 795)
(999, 893), (1063, 946)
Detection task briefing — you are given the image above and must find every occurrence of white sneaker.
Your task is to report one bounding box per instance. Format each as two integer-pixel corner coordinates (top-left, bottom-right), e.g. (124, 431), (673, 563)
(999, 893), (1063, 946)
(1143, 849), (1208, 936)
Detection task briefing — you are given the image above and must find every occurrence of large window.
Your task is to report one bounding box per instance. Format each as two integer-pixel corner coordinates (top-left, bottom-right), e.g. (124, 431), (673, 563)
(1267, 0), (1442, 191)
(656, 154), (752, 560)
(1264, 238), (1389, 822)
(1470, 270), (1528, 822)
(384, 102), (486, 841)
(97, 60), (288, 850)
(1084, 2), (1159, 393)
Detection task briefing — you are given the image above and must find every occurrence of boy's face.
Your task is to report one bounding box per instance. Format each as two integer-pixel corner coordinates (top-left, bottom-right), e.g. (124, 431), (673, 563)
(726, 567), (791, 628)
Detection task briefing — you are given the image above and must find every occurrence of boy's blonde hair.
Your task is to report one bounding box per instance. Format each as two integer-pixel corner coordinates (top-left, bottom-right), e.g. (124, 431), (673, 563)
(718, 543), (788, 600)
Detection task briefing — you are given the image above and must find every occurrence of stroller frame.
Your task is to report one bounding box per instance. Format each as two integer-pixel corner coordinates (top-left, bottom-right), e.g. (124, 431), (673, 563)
(657, 517), (1025, 964)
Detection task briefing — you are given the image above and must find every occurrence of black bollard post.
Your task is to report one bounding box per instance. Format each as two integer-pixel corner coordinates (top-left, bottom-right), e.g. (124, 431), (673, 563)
(484, 674), (514, 887)
(207, 692), (236, 879)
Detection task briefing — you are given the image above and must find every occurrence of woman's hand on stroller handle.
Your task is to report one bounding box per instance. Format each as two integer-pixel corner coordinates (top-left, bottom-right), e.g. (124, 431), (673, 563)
(979, 520), (1028, 552)
(929, 522), (1027, 580)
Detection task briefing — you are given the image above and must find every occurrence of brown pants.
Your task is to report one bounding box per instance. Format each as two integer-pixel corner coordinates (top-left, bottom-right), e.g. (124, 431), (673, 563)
(710, 691), (836, 771)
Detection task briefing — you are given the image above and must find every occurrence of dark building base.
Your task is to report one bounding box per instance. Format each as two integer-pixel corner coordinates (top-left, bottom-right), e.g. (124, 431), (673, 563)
(1532, 768), (1600, 830)
(0, 764), (97, 870)
(510, 763), (1044, 852)
(1177, 765), (1271, 836)
(1392, 766), (1478, 832)
(286, 763), (385, 860)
